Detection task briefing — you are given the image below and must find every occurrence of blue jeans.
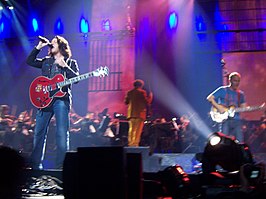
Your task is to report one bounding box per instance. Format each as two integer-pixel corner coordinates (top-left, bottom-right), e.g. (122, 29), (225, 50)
(219, 119), (243, 142)
(31, 99), (70, 169)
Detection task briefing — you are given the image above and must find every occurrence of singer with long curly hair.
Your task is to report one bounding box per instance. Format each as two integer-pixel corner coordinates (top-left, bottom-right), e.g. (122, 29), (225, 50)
(26, 35), (79, 169)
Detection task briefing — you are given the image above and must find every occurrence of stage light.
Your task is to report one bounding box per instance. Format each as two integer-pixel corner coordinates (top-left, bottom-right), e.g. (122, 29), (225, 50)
(80, 17), (89, 34)
(0, 22), (4, 33)
(158, 164), (190, 198)
(223, 24), (228, 31)
(54, 18), (64, 34)
(202, 132), (254, 174)
(7, 5), (13, 10)
(57, 21), (61, 29)
(0, 14), (9, 38)
(209, 133), (221, 146)
(195, 15), (206, 32)
(168, 12), (178, 30)
(195, 15), (207, 42)
(102, 19), (111, 31)
(32, 18), (39, 32)
(0, 0), (13, 11)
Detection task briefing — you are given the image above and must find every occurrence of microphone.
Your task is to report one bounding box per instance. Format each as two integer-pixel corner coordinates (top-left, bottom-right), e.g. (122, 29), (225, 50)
(38, 36), (53, 48)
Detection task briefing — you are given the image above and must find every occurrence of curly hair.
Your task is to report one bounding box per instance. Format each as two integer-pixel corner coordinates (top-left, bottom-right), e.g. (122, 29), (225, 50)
(54, 35), (72, 58)
(133, 79), (144, 88)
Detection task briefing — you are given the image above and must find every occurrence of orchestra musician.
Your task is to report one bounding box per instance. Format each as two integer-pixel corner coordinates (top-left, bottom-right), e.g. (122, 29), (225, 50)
(0, 105), (16, 130)
(0, 105), (16, 146)
(172, 115), (198, 153)
(11, 110), (34, 152)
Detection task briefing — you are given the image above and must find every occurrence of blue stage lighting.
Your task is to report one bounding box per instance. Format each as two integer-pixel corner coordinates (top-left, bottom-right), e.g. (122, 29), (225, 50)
(195, 15), (207, 42)
(57, 22), (60, 29)
(102, 19), (111, 31)
(214, 5), (227, 31)
(54, 18), (64, 34)
(169, 12), (178, 30)
(223, 24), (228, 31)
(80, 17), (89, 33)
(32, 18), (39, 32)
(0, 22), (4, 34)
(195, 16), (206, 32)
(7, 6), (14, 10)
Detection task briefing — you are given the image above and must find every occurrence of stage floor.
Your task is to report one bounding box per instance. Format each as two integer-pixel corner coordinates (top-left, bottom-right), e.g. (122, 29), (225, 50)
(21, 152), (266, 199)
(23, 197), (63, 199)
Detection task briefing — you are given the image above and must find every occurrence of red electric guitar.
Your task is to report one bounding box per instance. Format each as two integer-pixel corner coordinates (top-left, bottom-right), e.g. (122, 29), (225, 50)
(29, 66), (109, 109)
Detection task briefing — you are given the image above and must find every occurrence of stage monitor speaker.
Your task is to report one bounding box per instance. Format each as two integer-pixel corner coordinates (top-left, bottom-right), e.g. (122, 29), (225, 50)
(77, 146), (126, 198)
(63, 151), (78, 199)
(124, 146), (150, 159)
(64, 147), (148, 198)
(126, 152), (143, 199)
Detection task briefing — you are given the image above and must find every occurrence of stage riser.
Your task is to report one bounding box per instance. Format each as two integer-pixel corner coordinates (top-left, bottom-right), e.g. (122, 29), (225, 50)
(151, 153), (196, 173)
(39, 150), (266, 173)
(22, 151), (266, 198)
(24, 152), (266, 175)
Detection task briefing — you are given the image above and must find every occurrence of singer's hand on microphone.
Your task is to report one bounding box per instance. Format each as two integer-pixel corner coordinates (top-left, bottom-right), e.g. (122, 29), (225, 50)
(36, 36), (50, 50)
(36, 41), (47, 50)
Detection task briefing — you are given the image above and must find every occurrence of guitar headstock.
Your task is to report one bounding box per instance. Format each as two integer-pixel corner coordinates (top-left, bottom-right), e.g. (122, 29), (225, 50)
(93, 66), (109, 77)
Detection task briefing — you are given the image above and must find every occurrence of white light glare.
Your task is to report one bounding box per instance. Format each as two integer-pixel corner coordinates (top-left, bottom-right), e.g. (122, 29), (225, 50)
(210, 135), (221, 146)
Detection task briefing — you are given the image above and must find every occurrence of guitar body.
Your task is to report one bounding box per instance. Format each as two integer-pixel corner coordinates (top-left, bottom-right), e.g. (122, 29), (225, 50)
(29, 74), (66, 109)
(210, 106), (231, 123)
(210, 103), (265, 123)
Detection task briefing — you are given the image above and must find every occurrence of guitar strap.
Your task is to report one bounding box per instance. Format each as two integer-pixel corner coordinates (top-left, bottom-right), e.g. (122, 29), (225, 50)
(64, 58), (72, 78)
(225, 88), (229, 106)
(237, 90), (240, 107)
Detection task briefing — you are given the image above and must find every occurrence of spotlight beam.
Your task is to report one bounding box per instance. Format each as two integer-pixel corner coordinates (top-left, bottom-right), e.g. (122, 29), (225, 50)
(141, 51), (212, 138)
(9, 4), (31, 52)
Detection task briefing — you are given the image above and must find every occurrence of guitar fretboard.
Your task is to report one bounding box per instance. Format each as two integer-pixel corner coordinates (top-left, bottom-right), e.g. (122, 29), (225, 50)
(235, 106), (262, 113)
(57, 72), (94, 87)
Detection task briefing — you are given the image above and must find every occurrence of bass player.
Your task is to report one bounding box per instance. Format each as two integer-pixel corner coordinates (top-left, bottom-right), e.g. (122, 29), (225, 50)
(207, 72), (247, 142)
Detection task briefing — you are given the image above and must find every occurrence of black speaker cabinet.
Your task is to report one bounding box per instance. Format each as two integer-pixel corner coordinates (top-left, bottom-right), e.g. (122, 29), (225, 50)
(64, 147), (126, 199)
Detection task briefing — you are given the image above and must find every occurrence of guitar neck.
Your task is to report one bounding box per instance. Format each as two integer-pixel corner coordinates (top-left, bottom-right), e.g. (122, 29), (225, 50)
(58, 72), (95, 87)
(235, 106), (260, 113)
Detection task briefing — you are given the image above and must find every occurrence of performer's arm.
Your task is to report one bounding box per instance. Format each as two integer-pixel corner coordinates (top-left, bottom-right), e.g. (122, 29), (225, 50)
(26, 41), (48, 68)
(207, 94), (226, 113)
(26, 48), (43, 68)
(124, 93), (129, 105)
(148, 91), (153, 104)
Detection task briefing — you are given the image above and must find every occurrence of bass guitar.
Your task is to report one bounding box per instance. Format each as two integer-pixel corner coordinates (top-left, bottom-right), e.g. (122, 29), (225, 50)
(210, 103), (265, 123)
(29, 66), (109, 109)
